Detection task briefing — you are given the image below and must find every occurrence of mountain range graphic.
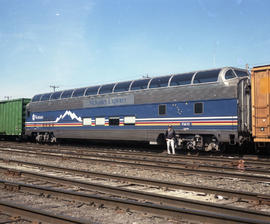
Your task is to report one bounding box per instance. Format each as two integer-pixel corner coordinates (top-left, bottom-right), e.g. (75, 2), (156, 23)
(55, 110), (82, 123)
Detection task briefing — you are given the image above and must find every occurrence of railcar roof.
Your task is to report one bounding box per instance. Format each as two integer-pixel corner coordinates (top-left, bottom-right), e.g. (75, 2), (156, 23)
(31, 66), (249, 102)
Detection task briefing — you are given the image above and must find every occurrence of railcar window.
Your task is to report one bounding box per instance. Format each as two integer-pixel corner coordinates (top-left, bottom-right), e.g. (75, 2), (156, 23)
(83, 118), (92, 126)
(99, 84), (115, 94)
(149, 76), (170, 88)
(50, 91), (62, 100)
(114, 81), (132, 92)
(234, 70), (249, 77)
(193, 69), (220, 84)
(72, 88), (86, 97)
(130, 79), (150, 90)
(95, 117), (105, 126)
(225, 70), (236, 79)
(85, 86), (100, 96)
(40, 93), (52, 101)
(109, 117), (120, 126)
(61, 90), (74, 99)
(159, 104), (166, 115)
(32, 94), (42, 102)
(170, 73), (194, 86)
(194, 102), (203, 114)
(124, 116), (136, 125)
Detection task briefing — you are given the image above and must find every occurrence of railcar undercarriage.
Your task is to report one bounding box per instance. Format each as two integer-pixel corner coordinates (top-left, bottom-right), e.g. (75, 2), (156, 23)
(176, 134), (219, 151)
(34, 132), (57, 143)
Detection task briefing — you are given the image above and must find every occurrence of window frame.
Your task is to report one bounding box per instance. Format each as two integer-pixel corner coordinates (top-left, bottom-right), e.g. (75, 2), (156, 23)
(40, 93), (52, 101)
(159, 104), (166, 116)
(149, 76), (170, 89)
(130, 79), (150, 91)
(124, 116), (136, 125)
(95, 117), (106, 126)
(85, 86), (100, 96)
(224, 69), (236, 80)
(194, 102), (203, 114)
(50, 91), (63, 100)
(114, 81), (132, 93)
(61, 90), (74, 99)
(193, 69), (220, 84)
(83, 118), (92, 126)
(99, 84), (115, 95)
(32, 94), (42, 102)
(170, 73), (194, 86)
(109, 117), (120, 126)
(234, 70), (249, 77)
(72, 88), (86, 97)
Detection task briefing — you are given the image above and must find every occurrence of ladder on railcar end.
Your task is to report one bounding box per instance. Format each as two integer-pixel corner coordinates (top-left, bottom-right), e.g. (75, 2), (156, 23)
(251, 65), (270, 144)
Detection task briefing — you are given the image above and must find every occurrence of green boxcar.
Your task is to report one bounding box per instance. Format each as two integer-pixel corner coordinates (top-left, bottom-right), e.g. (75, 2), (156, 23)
(0, 98), (31, 137)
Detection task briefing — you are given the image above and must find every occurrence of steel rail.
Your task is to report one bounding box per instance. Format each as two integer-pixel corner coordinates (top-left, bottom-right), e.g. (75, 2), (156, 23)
(36, 146), (270, 167)
(1, 149), (270, 182)
(2, 144), (270, 168)
(1, 169), (270, 221)
(2, 143), (270, 166)
(0, 161), (269, 204)
(0, 199), (90, 224)
(0, 180), (269, 224)
(1, 147), (270, 175)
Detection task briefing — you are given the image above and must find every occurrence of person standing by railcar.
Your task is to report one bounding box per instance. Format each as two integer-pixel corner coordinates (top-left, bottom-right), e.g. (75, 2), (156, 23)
(165, 125), (176, 155)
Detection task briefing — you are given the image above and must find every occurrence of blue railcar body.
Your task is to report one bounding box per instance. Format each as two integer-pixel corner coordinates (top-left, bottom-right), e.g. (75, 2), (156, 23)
(25, 67), (251, 150)
(26, 98), (238, 131)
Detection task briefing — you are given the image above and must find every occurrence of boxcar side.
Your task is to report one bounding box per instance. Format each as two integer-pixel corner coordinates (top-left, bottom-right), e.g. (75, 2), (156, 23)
(0, 98), (30, 138)
(251, 65), (270, 143)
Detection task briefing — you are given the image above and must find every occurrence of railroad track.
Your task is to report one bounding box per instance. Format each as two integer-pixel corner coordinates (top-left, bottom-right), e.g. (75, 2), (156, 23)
(1, 147), (270, 183)
(1, 142), (270, 170)
(2, 140), (270, 159)
(0, 199), (89, 224)
(0, 164), (270, 223)
(2, 183), (267, 224)
(35, 149), (270, 173)
(0, 142), (270, 223)
(1, 161), (270, 204)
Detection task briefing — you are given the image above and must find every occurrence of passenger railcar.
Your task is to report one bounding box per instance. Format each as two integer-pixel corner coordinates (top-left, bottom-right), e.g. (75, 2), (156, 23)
(25, 67), (251, 151)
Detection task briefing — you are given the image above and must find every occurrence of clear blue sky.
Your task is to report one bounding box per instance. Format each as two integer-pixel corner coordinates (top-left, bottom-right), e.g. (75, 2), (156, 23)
(1, 0), (270, 99)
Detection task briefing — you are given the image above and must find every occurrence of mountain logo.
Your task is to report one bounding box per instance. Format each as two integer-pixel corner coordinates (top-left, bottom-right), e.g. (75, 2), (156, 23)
(55, 110), (82, 122)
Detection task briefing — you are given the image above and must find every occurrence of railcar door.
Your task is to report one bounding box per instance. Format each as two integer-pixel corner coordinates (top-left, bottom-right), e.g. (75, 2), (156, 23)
(251, 65), (270, 142)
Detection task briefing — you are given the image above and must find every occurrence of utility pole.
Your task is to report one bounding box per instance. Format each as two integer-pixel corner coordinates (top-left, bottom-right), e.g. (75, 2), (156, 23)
(50, 85), (59, 92)
(142, 74), (150, 78)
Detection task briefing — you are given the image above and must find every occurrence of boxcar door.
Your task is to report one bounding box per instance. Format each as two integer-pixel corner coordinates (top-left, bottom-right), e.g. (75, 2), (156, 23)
(251, 66), (270, 142)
